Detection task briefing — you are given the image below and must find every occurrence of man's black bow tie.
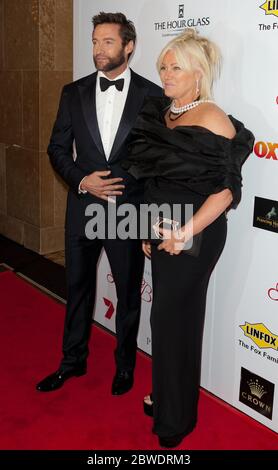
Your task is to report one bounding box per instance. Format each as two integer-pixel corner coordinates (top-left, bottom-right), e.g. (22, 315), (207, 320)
(100, 77), (124, 92)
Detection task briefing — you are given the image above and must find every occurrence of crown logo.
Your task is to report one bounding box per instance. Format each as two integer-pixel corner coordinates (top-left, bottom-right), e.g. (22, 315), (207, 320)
(247, 379), (267, 399)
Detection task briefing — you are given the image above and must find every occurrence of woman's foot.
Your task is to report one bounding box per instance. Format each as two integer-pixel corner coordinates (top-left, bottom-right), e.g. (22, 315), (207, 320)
(143, 393), (153, 417)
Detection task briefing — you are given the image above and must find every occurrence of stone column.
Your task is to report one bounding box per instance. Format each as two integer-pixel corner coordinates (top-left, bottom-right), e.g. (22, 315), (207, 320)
(0, 0), (73, 253)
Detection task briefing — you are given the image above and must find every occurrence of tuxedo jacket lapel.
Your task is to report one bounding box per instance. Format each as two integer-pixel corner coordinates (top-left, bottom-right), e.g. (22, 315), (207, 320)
(78, 74), (105, 157)
(78, 70), (148, 162)
(109, 71), (147, 162)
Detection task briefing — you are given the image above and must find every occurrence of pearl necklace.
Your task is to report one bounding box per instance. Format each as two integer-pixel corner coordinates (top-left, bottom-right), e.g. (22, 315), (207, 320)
(170, 99), (214, 114)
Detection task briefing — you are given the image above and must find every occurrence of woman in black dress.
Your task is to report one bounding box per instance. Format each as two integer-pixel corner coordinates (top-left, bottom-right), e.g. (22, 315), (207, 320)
(124, 29), (254, 448)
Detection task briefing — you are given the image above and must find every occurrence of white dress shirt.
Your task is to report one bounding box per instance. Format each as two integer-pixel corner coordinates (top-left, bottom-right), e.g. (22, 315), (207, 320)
(96, 67), (131, 159)
(79, 67), (131, 193)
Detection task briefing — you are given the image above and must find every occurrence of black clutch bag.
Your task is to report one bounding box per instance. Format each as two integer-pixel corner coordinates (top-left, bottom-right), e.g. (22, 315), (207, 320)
(147, 215), (203, 257)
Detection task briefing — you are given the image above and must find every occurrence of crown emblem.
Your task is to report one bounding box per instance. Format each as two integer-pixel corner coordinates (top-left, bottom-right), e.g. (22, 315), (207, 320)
(247, 379), (267, 399)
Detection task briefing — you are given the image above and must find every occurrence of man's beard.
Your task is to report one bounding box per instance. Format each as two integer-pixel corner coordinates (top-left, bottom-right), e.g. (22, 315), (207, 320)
(94, 49), (126, 72)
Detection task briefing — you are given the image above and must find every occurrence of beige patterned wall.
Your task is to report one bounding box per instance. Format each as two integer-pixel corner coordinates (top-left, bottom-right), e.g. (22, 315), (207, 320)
(0, 0), (73, 253)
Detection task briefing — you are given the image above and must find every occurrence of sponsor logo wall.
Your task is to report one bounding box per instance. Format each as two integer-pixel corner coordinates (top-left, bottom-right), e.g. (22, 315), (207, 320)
(74, 0), (278, 432)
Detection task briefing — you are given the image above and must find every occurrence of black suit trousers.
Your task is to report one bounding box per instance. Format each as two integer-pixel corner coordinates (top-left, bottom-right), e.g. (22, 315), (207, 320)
(60, 201), (145, 373)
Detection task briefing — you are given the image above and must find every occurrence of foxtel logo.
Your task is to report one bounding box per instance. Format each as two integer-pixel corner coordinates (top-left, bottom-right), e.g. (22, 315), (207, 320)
(240, 322), (278, 351)
(253, 142), (278, 160)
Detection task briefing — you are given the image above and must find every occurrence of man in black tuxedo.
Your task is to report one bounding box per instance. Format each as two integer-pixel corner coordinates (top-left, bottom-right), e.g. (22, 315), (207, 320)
(36, 12), (162, 394)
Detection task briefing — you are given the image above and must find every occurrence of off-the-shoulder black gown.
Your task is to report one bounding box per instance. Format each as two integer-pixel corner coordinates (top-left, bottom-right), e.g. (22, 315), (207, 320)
(123, 97), (254, 440)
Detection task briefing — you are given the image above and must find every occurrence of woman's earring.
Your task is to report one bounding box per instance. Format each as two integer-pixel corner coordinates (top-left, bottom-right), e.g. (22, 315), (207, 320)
(196, 79), (200, 97)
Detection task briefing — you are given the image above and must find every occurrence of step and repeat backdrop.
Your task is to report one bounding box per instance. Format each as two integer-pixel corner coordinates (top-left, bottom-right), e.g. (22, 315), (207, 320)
(73, 0), (278, 432)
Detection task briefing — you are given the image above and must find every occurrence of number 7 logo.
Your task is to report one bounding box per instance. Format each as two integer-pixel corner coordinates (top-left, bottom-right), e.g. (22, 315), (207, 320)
(103, 297), (115, 318)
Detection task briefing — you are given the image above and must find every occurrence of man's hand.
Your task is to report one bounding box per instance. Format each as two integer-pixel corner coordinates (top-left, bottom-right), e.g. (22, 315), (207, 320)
(142, 241), (151, 258)
(80, 170), (125, 202)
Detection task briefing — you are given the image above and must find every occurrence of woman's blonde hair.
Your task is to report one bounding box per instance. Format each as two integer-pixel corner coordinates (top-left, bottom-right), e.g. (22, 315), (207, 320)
(157, 28), (221, 100)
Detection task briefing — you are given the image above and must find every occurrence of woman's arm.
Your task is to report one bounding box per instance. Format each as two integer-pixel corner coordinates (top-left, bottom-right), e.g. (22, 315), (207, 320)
(183, 188), (232, 238)
(158, 188), (232, 255)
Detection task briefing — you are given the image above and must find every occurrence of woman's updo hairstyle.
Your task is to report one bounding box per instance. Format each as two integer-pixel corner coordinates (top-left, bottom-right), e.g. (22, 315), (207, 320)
(157, 28), (221, 100)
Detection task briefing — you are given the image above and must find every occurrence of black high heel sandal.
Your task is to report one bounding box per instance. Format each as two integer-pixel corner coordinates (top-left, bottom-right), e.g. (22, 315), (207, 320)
(143, 393), (153, 417)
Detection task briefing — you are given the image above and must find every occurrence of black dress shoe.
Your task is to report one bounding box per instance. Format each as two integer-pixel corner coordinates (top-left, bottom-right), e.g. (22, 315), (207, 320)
(36, 364), (87, 392)
(111, 370), (133, 395)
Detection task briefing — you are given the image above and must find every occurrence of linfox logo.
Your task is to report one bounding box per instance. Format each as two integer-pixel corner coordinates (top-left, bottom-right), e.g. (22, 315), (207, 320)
(260, 1), (278, 17)
(240, 322), (278, 351)
(253, 141), (278, 160)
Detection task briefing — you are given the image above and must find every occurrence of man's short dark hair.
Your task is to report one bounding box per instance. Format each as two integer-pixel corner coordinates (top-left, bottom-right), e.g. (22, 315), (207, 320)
(92, 12), (137, 49)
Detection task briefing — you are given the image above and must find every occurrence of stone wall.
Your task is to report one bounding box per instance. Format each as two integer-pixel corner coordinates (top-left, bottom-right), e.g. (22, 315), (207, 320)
(0, 0), (73, 253)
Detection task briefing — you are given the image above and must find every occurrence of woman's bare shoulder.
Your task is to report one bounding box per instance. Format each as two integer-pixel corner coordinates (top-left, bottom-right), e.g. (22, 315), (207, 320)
(197, 103), (236, 139)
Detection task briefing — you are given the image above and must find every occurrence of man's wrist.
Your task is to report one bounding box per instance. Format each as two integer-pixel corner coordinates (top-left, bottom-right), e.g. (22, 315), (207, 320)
(78, 176), (88, 194)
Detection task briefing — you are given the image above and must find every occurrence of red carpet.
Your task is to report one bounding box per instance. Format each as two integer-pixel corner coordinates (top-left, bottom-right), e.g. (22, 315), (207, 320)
(0, 270), (277, 450)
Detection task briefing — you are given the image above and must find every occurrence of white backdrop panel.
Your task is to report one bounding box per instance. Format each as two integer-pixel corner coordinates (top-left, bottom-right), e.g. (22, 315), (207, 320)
(74, 0), (278, 432)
